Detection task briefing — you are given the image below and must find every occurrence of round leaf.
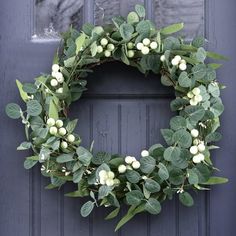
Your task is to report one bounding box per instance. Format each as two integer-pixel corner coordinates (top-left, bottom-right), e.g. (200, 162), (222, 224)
(80, 201), (94, 217)
(5, 103), (21, 119)
(145, 198), (161, 214)
(27, 100), (42, 116)
(179, 192), (194, 207)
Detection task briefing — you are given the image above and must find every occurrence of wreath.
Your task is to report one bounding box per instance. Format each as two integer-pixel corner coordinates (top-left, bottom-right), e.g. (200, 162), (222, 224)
(6, 5), (228, 231)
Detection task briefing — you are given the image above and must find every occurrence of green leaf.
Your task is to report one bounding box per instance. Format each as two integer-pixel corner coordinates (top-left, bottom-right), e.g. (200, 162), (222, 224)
(169, 168), (184, 185)
(161, 23), (184, 35)
(178, 71), (191, 87)
(196, 47), (206, 62)
(170, 98), (189, 111)
(30, 116), (44, 130)
(172, 129), (192, 148)
(66, 119), (78, 133)
(208, 63), (222, 69)
(187, 169), (199, 185)
(49, 98), (58, 120)
(170, 116), (187, 131)
(192, 64), (207, 79)
(73, 168), (84, 183)
(140, 156), (156, 174)
(76, 146), (93, 166)
(75, 33), (86, 54)
(202, 176), (228, 185)
(98, 185), (112, 200)
(27, 100), (42, 116)
(17, 141), (31, 150)
(161, 74), (173, 86)
(161, 129), (174, 145)
(210, 97), (224, 117)
(92, 151), (111, 165)
(205, 132), (222, 143)
(135, 4), (146, 18)
(163, 37), (180, 50)
(105, 208), (120, 220)
(192, 36), (205, 47)
(80, 201), (94, 217)
(208, 84), (220, 97)
(125, 170), (141, 183)
(16, 80), (28, 102)
(179, 192), (194, 207)
(164, 146), (181, 161)
(158, 163), (169, 180)
(24, 158), (38, 169)
(185, 106), (205, 123)
(206, 51), (228, 61)
(119, 23), (134, 40)
(136, 20), (150, 35)
(127, 12), (139, 24)
(126, 190), (144, 205)
(56, 153), (74, 163)
(145, 198), (161, 214)
(22, 83), (37, 94)
(64, 56), (76, 67)
(145, 179), (160, 193)
(5, 103), (22, 119)
(82, 23), (94, 36)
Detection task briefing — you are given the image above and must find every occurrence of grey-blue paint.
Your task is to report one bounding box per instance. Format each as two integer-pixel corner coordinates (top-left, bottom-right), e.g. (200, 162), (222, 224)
(0, 0), (236, 236)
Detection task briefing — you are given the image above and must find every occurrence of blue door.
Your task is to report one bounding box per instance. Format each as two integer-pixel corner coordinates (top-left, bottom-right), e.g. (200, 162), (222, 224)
(0, 1), (235, 235)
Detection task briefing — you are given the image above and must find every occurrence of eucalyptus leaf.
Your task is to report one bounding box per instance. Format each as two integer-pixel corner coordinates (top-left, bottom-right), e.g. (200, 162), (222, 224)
(5, 103), (22, 119)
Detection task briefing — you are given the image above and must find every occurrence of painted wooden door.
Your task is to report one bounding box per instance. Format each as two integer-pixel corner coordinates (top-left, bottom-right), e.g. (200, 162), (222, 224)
(1, 0), (236, 235)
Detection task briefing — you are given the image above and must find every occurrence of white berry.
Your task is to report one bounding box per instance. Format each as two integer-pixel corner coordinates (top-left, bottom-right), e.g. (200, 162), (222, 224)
(160, 55), (165, 62)
(191, 129), (199, 137)
(97, 45), (103, 53)
(180, 59), (186, 64)
(141, 46), (150, 55)
(125, 156), (134, 164)
(136, 42), (144, 50)
(171, 58), (179, 66)
(47, 118), (55, 126)
(107, 171), (115, 179)
(127, 42), (134, 49)
(132, 161), (141, 169)
(127, 50), (135, 58)
(55, 120), (63, 128)
(198, 143), (206, 152)
(193, 153), (205, 163)
(107, 43), (115, 51)
(67, 134), (75, 143)
(51, 71), (57, 78)
(100, 38), (108, 46)
(150, 41), (158, 49)
(114, 179), (120, 185)
(50, 79), (58, 87)
(52, 64), (60, 72)
(195, 94), (203, 102)
(49, 126), (57, 135)
(187, 92), (194, 98)
(179, 63), (187, 71)
(58, 127), (67, 136)
(193, 139), (200, 145)
(61, 141), (68, 149)
(106, 179), (114, 186)
(99, 170), (107, 178)
(104, 50), (111, 57)
(118, 164), (127, 173)
(192, 87), (201, 95)
(190, 99), (198, 106)
(190, 146), (198, 155)
(142, 38), (150, 46)
(174, 55), (182, 62)
(141, 150), (149, 157)
(55, 72), (64, 83)
(56, 88), (63, 93)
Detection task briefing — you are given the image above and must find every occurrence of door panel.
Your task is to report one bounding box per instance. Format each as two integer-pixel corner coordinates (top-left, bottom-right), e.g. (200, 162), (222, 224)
(1, 0), (236, 236)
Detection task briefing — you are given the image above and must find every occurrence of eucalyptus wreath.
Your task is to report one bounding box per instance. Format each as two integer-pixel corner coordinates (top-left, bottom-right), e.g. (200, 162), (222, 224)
(6, 5), (228, 231)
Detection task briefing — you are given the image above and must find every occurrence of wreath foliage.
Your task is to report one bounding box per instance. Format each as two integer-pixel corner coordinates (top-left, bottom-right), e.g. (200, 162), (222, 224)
(6, 5), (228, 231)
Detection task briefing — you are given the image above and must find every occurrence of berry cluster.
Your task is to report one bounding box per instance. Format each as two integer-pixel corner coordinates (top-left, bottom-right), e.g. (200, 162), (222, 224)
(171, 55), (187, 71)
(46, 118), (76, 149)
(50, 64), (64, 93)
(187, 87), (202, 106)
(98, 170), (120, 187)
(97, 38), (115, 57)
(136, 38), (158, 55)
(190, 129), (206, 163)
